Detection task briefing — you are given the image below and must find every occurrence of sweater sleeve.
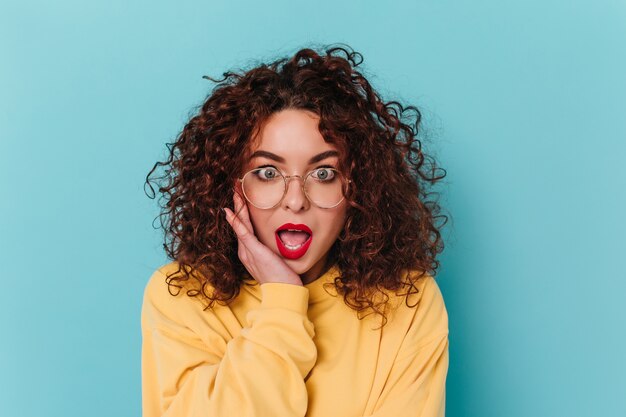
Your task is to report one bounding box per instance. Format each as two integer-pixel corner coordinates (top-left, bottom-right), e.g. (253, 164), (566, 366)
(365, 277), (450, 417)
(141, 269), (318, 417)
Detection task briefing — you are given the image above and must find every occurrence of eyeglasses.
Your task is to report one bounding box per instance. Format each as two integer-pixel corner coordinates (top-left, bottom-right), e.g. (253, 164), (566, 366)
(237, 166), (351, 209)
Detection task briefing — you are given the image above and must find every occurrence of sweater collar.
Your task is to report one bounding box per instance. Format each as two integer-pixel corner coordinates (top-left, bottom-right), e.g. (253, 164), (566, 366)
(241, 262), (342, 304)
(305, 262), (342, 303)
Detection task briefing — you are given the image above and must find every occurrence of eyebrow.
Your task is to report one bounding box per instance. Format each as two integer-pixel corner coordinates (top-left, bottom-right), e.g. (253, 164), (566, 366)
(249, 150), (340, 165)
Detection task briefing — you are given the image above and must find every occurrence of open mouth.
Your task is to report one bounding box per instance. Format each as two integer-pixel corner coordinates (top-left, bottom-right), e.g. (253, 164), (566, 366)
(275, 224), (313, 259)
(277, 230), (312, 250)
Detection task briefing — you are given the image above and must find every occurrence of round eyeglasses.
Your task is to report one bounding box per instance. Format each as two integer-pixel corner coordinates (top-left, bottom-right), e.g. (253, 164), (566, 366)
(238, 167), (351, 209)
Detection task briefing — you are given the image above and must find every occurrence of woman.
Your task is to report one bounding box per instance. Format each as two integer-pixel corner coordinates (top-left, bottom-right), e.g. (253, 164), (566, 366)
(142, 45), (449, 417)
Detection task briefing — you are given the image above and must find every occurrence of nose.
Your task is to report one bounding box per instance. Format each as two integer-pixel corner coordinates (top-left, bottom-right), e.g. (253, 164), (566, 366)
(281, 175), (310, 211)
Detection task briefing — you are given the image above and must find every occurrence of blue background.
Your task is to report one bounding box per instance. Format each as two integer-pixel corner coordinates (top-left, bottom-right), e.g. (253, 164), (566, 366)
(1, 1), (624, 416)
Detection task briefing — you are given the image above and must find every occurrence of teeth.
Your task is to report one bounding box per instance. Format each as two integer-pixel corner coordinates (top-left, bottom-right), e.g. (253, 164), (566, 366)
(283, 242), (305, 250)
(277, 229), (311, 251)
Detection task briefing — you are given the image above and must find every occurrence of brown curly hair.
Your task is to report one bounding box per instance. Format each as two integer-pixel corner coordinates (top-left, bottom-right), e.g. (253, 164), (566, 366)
(145, 44), (449, 325)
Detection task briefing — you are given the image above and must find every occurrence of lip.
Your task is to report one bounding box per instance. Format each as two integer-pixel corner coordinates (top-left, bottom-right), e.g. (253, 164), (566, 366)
(275, 223), (313, 260)
(276, 223), (313, 234)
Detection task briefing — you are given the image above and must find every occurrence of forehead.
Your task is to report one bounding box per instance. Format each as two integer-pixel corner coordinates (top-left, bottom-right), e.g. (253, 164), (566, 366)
(249, 109), (339, 162)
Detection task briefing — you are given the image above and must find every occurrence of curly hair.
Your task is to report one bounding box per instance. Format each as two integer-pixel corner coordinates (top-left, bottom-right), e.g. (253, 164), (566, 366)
(145, 44), (448, 325)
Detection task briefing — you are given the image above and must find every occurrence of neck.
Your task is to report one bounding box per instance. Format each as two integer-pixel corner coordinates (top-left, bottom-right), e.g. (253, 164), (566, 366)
(300, 249), (337, 285)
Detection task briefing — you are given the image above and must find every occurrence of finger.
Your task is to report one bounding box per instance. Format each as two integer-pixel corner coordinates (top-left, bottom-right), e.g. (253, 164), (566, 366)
(224, 207), (255, 244)
(233, 192), (255, 233)
(225, 208), (257, 278)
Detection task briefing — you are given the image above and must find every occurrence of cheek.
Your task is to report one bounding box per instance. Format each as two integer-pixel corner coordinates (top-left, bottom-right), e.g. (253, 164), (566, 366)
(246, 208), (267, 236)
(326, 209), (348, 239)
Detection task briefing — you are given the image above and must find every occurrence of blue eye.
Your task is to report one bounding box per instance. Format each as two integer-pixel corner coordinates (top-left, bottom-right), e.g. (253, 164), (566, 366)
(312, 168), (336, 182)
(253, 167), (280, 181)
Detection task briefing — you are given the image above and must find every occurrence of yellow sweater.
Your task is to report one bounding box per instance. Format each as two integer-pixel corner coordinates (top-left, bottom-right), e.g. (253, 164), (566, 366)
(141, 262), (449, 417)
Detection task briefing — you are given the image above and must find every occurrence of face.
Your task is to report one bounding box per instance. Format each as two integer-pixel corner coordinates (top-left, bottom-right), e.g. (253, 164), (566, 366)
(237, 109), (349, 284)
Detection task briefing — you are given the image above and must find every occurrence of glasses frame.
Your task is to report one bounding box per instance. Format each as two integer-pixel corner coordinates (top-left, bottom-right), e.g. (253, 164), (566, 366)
(237, 167), (352, 210)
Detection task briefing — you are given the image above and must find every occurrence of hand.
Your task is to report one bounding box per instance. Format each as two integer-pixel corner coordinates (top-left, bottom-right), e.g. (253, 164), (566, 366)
(224, 192), (303, 286)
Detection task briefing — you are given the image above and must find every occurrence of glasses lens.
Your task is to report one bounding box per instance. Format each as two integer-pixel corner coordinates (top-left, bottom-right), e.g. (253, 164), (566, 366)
(305, 168), (346, 208)
(242, 168), (347, 209)
(242, 168), (285, 209)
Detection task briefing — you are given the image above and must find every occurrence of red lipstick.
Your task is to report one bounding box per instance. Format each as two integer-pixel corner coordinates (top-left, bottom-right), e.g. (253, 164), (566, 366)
(275, 223), (313, 260)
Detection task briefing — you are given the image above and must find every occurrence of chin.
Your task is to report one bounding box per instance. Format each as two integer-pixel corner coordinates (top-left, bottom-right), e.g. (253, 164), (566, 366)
(283, 256), (316, 272)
